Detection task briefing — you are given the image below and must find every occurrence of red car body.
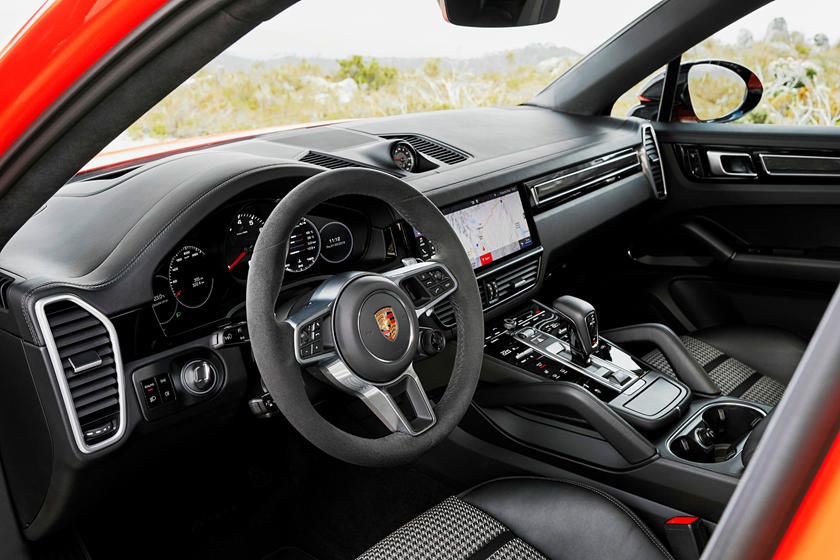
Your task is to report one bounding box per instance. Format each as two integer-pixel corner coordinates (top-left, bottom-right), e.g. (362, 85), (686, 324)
(0, 1), (837, 555)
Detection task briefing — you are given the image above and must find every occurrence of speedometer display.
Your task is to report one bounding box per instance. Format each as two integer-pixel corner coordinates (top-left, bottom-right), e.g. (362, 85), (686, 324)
(286, 218), (320, 273)
(225, 212), (265, 281)
(169, 245), (214, 308)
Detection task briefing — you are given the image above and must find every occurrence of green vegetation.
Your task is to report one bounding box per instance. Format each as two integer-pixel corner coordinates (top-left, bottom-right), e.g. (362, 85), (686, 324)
(119, 27), (840, 146)
(335, 55), (398, 90)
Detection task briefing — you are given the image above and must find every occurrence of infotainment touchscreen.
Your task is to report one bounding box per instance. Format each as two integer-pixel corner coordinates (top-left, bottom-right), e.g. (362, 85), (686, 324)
(442, 187), (533, 269)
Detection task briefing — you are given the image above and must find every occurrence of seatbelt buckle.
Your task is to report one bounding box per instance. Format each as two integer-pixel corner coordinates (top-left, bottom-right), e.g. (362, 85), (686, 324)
(664, 516), (709, 560)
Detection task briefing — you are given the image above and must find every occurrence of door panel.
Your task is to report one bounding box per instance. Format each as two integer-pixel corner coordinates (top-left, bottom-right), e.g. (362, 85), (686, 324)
(570, 123), (840, 340)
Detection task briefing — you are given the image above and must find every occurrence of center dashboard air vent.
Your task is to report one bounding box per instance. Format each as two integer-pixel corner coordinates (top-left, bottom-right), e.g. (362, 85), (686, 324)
(433, 251), (542, 328)
(35, 296), (125, 453)
(382, 134), (470, 165)
(641, 125), (667, 199)
(299, 151), (363, 169)
(525, 148), (642, 209)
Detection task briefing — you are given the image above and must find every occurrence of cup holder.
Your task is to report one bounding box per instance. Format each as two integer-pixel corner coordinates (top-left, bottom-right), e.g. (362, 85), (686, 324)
(669, 403), (765, 464)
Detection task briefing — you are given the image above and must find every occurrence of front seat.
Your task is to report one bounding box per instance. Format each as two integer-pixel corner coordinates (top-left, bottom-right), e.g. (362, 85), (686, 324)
(642, 324), (806, 407)
(357, 478), (673, 560)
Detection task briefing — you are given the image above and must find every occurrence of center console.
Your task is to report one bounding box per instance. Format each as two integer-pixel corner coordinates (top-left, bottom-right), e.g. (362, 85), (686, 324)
(483, 300), (690, 431)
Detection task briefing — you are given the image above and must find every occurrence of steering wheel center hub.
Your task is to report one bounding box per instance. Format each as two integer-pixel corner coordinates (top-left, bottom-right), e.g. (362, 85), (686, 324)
(333, 275), (418, 383)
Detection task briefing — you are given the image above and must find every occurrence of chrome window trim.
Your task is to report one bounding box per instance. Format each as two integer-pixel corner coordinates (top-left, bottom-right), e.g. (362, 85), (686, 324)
(34, 294), (127, 454)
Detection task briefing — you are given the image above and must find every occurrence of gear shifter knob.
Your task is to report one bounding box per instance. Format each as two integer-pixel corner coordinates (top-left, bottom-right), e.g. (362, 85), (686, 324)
(552, 295), (598, 364)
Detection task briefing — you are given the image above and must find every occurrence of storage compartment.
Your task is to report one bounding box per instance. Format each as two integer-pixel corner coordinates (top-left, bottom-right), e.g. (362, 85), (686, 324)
(669, 403), (764, 464)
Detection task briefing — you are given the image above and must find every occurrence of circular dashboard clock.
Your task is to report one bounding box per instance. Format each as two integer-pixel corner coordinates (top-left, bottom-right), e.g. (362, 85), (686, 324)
(319, 221), (354, 263)
(391, 141), (418, 172)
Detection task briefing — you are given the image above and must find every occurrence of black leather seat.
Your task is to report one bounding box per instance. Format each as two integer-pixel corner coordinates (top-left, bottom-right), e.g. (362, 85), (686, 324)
(642, 324), (806, 407)
(357, 478), (673, 560)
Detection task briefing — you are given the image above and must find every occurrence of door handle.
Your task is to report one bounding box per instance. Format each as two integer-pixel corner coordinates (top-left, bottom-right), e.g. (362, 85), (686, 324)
(707, 151), (757, 178)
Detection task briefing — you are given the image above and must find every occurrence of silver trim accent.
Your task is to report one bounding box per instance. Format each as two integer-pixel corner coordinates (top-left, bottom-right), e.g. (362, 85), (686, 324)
(180, 359), (218, 396)
(706, 151), (757, 178)
(34, 294), (127, 454)
(318, 360), (436, 435)
(641, 124), (668, 199)
(68, 353), (102, 374)
(529, 149), (640, 206)
(665, 400), (767, 462)
(758, 153), (840, 177)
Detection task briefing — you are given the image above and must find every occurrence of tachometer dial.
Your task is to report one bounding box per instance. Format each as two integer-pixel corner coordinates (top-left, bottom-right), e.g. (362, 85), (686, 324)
(391, 141), (417, 172)
(225, 212), (265, 280)
(285, 218), (320, 273)
(168, 245), (214, 308)
(319, 221), (354, 264)
(152, 274), (178, 325)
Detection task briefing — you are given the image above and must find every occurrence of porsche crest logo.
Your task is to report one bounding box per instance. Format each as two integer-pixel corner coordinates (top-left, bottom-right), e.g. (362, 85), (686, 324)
(374, 306), (398, 341)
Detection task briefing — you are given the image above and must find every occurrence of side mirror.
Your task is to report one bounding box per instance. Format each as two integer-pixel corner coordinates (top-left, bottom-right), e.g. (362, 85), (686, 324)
(628, 60), (763, 123)
(438, 0), (560, 28)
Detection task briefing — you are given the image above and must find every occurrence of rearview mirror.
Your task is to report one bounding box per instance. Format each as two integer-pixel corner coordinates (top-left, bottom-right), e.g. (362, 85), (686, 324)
(628, 60), (763, 123)
(438, 0), (560, 27)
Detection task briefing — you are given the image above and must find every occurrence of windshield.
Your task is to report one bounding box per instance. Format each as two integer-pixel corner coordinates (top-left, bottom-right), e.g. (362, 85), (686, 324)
(93, 0), (660, 153)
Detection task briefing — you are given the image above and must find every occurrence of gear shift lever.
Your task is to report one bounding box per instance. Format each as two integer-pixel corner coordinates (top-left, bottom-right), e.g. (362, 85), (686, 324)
(552, 295), (599, 365)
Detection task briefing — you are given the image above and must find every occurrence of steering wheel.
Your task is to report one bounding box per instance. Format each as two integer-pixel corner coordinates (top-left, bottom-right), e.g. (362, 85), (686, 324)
(245, 168), (484, 467)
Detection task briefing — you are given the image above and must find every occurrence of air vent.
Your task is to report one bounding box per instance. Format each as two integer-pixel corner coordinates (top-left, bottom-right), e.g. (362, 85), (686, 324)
(642, 125), (667, 199)
(0, 273), (12, 310)
(385, 134), (469, 165)
(35, 296), (125, 453)
(299, 151), (362, 169)
(433, 252), (541, 327)
(525, 148), (641, 209)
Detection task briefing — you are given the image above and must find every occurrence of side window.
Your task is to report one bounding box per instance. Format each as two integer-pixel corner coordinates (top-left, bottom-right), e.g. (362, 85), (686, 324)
(611, 1), (840, 126)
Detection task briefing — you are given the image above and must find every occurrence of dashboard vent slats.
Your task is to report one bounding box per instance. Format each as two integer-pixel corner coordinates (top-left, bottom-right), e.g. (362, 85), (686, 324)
(642, 125), (667, 199)
(38, 297), (125, 453)
(299, 151), (362, 169)
(433, 253), (541, 328)
(385, 134), (470, 165)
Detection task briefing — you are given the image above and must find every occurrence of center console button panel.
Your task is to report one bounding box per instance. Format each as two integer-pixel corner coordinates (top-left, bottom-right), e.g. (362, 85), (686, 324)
(484, 300), (691, 431)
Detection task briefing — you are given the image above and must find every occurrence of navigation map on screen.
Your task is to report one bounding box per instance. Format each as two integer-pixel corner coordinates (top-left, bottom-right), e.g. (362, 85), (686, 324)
(443, 187), (533, 269)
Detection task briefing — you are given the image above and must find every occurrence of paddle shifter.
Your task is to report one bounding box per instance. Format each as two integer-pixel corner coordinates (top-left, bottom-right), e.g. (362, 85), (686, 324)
(552, 295), (599, 365)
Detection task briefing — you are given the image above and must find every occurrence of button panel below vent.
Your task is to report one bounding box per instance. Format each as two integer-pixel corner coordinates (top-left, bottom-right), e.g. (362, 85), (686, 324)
(433, 252), (541, 328)
(35, 296), (126, 453)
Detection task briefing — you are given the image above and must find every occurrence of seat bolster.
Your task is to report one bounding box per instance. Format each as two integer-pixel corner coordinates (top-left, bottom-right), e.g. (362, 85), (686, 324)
(461, 478), (672, 560)
(693, 325), (806, 385)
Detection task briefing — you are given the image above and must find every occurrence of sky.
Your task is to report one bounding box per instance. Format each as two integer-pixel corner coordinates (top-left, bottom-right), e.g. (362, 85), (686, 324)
(2, 0), (840, 61)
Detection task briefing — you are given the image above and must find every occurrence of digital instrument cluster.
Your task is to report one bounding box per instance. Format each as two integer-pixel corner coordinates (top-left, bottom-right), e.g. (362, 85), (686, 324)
(151, 198), (362, 336)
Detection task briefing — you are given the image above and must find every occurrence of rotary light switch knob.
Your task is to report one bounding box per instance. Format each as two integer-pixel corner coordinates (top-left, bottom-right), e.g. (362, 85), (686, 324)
(181, 359), (218, 396)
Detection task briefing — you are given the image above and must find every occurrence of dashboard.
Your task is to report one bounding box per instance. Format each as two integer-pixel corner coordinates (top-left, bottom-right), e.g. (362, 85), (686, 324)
(0, 105), (660, 540)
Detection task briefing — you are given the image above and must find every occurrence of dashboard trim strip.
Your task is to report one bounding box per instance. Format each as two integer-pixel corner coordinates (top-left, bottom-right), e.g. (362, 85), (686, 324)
(34, 294), (127, 454)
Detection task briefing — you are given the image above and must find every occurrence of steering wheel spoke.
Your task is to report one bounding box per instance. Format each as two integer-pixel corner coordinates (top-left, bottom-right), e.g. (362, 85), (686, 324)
(384, 260), (459, 318)
(320, 359), (436, 435)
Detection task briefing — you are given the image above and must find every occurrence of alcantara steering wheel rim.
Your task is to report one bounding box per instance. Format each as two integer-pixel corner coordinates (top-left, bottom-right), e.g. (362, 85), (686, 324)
(245, 168), (484, 467)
